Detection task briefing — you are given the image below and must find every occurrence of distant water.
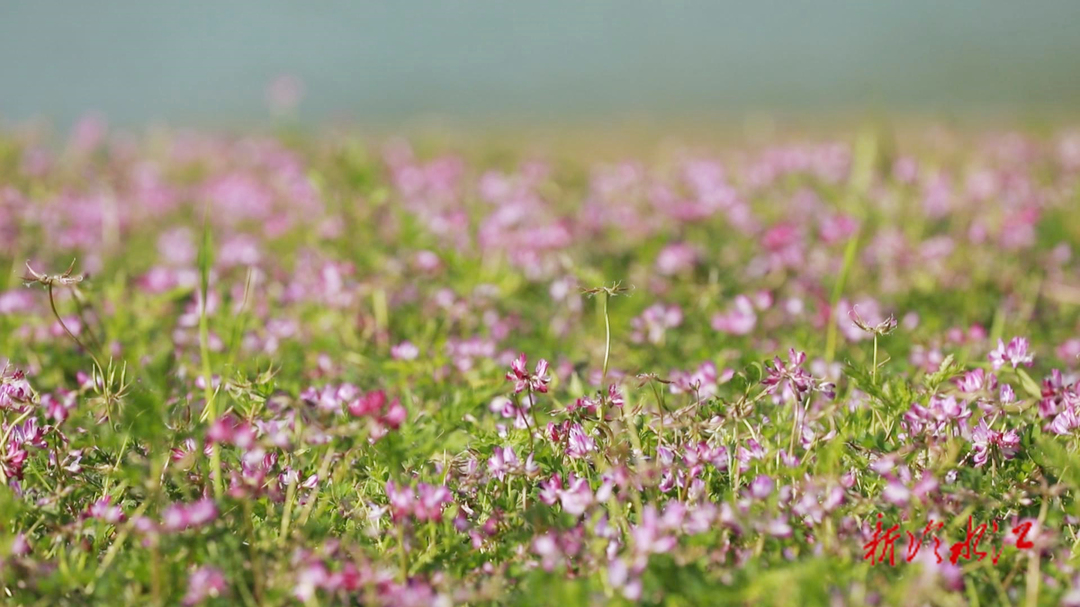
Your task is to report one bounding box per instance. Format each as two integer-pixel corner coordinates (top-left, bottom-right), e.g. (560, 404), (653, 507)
(2, 1), (1080, 128)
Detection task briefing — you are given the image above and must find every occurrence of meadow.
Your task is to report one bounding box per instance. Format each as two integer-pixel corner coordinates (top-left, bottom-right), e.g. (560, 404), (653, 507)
(2, 121), (1080, 605)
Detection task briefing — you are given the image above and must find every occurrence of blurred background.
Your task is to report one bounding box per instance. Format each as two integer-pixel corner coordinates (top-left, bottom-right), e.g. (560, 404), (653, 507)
(2, 1), (1080, 131)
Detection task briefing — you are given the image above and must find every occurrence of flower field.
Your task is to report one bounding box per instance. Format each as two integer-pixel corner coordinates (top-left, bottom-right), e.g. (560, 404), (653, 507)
(4, 123), (1080, 605)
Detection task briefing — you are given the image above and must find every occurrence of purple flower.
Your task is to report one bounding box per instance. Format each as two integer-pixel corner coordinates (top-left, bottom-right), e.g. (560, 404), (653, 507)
(391, 341), (420, 361)
(533, 532), (563, 571)
(989, 337), (1034, 370)
(956, 368), (996, 394)
(765, 516), (793, 538)
(971, 420), (1021, 466)
(86, 497), (125, 525)
(749, 475), (774, 500)
(538, 474), (562, 506)
(565, 424), (596, 459)
(631, 303), (682, 344)
(670, 361), (730, 399)
(385, 480), (415, 522)
(162, 499), (218, 532)
(487, 446), (520, 481)
(631, 506), (677, 554)
(506, 353), (551, 394)
(712, 295), (757, 336)
(882, 479), (911, 507)
(558, 474), (594, 516)
(763, 348), (832, 399)
(183, 566), (227, 606)
(655, 243), (698, 276)
(414, 483), (453, 522)
(0, 366), (34, 410)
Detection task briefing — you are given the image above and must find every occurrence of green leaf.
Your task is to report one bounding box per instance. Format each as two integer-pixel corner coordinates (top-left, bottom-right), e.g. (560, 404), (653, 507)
(197, 206), (214, 300)
(922, 354), (961, 392)
(1032, 435), (1080, 498)
(1015, 368), (1043, 400)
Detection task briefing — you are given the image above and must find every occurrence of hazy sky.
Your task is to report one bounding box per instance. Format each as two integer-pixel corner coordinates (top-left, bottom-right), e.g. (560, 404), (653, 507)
(3, 1), (1080, 127)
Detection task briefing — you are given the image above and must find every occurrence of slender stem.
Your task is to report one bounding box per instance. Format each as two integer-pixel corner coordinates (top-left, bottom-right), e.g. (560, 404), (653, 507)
(732, 409), (741, 491)
(48, 284), (103, 373)
(617, 405), (645, 517)
(825, 229), (860, 364)
(524, 385), (537, 452)
(244, 499), (263, 602)
(297, 447), (337, 527)
(0, 409), (33, 448)
(198, 287), (224, 500)
(1025, 495), (1050, 607)
(650, 381), (665, 446)
(398, 522), (409, 580)
(788, 398), (800, 456)
(150, 541), (163, 607)
(872, 334), (879, 384)
(71, 289), (105, 355)
(601, 292), (611, 387)
(279, 479), (297, 544)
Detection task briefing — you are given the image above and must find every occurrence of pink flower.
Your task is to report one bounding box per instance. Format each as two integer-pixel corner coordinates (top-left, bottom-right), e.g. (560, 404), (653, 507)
(391, 341), (420, 361)
(607, 558), (643, 600)
(292, 562), (328, 603)
(183, 566), (227, 606)
(558, 474), (594, 516)
(631, 303), (682, 344)
(505, 353), (551, 394)
(956, 368), (996, 393)
(487, 446), (520, 481)
(763, 349), (832, 399)
(385, 480), (415, 522)
(538, 474), (562, 506)
(765, 516), (793, 539)
(971, 420), (1021, 467)
(711, 295), (757, 336)
(655, 243), (698, 276)
(749, 475), (774, 500)
(1057, 339), (1080, 363)
(670, 361), (731, 399)
(0, 366), (34, 410)
(382, 399), (407, 429)
(414, 483), (453, 522)
(42, 391), (76, 424)
(882, 480), (911, 507)
(86, 497), (125, 525)
(162, 499), (218, 532)
(533, 532), (563, 571)
(989, 337), (1034, 370)
(565, 424), (596, 459)
(346, 390), (386, 417)
(631, 506), (677, 553)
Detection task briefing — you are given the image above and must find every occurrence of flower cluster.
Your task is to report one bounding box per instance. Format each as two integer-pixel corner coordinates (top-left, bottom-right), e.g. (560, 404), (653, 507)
(4, 124), (1080, 605)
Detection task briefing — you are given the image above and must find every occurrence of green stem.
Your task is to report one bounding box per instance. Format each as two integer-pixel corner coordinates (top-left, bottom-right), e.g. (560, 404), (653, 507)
(601, 292), (611, 387)
(198, 290), (224, 500)
(398, 522), (409, 580)
(48, 284), (103, 373)
(872, 334), (878, 384)
(524, 386), (537, 452)
(297, 447), (337, 527)
(244, 499), (264, 602)
(825, 229), (860, 364)
(279, 480), (297, 544)
(1026, 496), (1049, 606)
(650, 381), (665, 446)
